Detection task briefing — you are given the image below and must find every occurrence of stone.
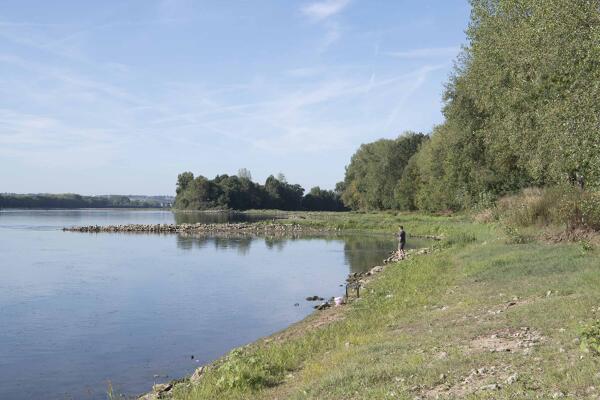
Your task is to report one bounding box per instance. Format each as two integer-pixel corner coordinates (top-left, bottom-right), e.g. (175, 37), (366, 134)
(138, 394), (159, 400)
(479, 383), (501, 391)
(152, 383), (172, 394)
(190, 366), (205, 384)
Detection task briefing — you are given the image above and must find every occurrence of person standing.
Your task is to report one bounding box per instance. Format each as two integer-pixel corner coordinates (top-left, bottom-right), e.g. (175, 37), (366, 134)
(398, 226), (406, 260)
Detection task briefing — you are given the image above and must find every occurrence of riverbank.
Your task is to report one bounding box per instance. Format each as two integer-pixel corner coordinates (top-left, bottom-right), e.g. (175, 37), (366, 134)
(125, 212), (600, 399)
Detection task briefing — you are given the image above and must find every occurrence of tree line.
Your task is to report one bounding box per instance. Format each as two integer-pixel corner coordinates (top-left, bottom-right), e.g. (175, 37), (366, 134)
(0, 194), (166, 209)
(174, 171), (346, 211)
(339, 0), (600, 212)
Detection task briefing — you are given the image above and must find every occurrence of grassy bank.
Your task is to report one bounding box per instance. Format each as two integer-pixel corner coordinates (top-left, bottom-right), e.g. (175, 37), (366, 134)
(142, 212), (600, 399)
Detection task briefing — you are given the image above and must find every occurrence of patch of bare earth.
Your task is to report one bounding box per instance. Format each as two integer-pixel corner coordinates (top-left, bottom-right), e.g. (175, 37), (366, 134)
(544, 227), (600, 245)
(470, 327), (543, 354)
(422, 365), (517, 399)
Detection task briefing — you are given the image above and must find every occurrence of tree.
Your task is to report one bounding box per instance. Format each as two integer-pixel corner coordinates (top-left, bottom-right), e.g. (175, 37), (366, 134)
(237, 168), (252, 181)
(302, 187), (346, 211)
(176, 172), (194, 195)
(340, 132), (428, 210)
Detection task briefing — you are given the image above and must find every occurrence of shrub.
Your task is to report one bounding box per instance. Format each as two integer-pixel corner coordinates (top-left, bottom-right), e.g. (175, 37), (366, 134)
(580, 321), (600, 355)
(496, 187), (559, 227)
(502, 224), (533, 244)
(494, 186), (600, 231)
(555, 188), (600, 230)
(215, 348), (282, 391)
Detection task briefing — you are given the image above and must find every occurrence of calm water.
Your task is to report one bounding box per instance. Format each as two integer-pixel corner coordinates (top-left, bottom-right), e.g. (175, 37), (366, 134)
(0, 210), (429, 400)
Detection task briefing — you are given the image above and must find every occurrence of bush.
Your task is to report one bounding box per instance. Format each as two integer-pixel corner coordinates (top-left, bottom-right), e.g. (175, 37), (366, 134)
(215, 348), (282, 391)
(502, 224), (533, 245)
(494, 186), (600, 231)
(555, 188), (600, 230)
(580, 321), (600, 355)
(495, 187), (559, 227)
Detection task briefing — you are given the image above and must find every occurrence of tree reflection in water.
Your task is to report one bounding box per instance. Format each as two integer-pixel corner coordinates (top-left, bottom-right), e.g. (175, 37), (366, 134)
(174, 232), (431, 273)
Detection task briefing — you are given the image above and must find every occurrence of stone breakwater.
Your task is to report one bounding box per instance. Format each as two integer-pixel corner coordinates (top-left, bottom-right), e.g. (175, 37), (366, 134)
(63, 222), (335, 234)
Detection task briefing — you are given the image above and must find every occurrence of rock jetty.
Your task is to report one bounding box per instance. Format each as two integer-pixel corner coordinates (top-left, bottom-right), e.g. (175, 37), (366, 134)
(63, 222), (334, 234)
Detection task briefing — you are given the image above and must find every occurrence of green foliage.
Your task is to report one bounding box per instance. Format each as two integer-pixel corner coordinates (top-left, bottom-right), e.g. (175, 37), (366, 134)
(502, 224), (533, 244)
(495, 187), (560, 227)
(264, 175), (304, 210)
(0, 193), (164, 209)
(302, 187), (347, 211)
(176, 172), (194, 195)
(580, 240), (593, 254)
(342, 0), (600, 213)
(580, 321), (600, 355)
(214, 348), (282, 391)
(494, 186), (600, 232)
(173, 173), (346, 211)
(341, 132), (428, 210)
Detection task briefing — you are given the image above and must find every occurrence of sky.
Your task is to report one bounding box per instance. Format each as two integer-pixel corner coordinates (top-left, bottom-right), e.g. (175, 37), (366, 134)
(0, 0), (471, 195)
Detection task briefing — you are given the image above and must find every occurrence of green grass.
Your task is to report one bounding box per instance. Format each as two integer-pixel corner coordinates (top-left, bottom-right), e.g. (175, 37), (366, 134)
(142, 212), (600, 399)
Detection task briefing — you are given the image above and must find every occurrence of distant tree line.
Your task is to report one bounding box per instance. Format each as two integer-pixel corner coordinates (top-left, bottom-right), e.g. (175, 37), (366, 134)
(0, 194), (165, 209)
(174, 170), (346, 211)
(338, 0), (600, 212)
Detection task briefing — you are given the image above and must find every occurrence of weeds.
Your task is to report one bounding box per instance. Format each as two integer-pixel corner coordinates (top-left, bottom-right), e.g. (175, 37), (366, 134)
(580, 321), (600, 355)
(502, 224), (533, 244)
(495, 186), (600, 231)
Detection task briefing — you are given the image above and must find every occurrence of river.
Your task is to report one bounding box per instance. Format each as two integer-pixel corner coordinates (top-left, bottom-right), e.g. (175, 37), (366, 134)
(0, 210), (430, 399)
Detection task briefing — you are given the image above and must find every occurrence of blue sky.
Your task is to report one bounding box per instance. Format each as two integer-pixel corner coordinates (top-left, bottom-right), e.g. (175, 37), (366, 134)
(0, 0), (470, 195)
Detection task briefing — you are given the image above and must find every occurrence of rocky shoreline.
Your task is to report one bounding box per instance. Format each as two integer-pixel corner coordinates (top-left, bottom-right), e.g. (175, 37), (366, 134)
(63, 222), (335, 234)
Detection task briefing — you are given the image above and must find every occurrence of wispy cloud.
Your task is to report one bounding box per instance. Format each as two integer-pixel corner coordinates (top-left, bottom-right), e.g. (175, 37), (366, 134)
(301, 0), (352, 51)
(0, 1), (460, 193)
(384, 46), (461, 59)
(301, 0), (351, 21)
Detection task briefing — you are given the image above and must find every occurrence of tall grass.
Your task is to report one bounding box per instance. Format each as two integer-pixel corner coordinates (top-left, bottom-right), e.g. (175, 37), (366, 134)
(494, 186), (600, 231)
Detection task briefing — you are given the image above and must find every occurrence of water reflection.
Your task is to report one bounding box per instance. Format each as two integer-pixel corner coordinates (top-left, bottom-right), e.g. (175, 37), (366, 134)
(173, 211), (283, 225)
(174, 233), (430, 274)
(0, 210), (436, 400)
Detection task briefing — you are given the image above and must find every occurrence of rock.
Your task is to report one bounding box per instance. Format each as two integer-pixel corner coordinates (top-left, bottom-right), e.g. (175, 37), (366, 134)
(479, 383), (501, 391)
(505, 374), (518, 385)
(152, 383), (172, 394)
(586, 386), (596, 394)
(190, 366), (205, 384)
(551, 391), (565, 398)
(370, 265), (384, 274)
(138, 394), (159, 400)
(64, 222), (331, 235)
